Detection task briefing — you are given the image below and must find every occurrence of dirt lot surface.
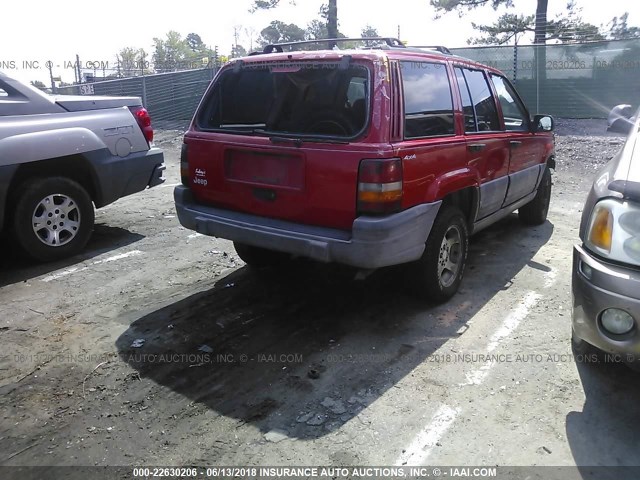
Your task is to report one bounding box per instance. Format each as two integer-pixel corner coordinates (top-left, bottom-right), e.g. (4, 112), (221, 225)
(1, 120), (639, 479)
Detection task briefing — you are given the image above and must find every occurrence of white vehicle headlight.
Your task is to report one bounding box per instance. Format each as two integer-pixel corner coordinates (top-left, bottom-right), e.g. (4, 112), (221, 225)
(585, 198), (640, 267)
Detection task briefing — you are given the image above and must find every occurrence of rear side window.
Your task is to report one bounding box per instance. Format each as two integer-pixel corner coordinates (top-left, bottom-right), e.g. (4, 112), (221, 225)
(458, 68), (500, 132)
(197, 63), (370, 138)
(490, 74), (529, 131)
(0, 88), (7, 97)
(400, 61), (454, 138)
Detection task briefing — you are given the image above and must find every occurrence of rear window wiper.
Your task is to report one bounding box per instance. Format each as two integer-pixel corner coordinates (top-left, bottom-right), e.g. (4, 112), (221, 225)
(269, 135), (304, 147)
(209, 127), (269, 135)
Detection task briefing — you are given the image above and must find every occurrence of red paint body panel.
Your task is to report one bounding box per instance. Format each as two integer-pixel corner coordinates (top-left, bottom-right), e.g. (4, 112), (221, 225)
(224, 149), (306, 190)
(186, 134), (395, 231)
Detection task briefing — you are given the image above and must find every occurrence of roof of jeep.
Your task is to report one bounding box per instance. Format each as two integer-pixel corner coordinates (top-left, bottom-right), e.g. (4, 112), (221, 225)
(232, 48), (503, 75)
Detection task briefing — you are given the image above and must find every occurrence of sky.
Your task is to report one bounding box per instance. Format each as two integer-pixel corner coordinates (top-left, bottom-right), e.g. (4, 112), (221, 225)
(2, 0), (639, 85)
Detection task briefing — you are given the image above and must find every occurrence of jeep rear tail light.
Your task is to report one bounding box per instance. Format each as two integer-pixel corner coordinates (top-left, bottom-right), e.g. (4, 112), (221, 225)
(357, 158), (403, 214)
(129, 106), (154, 143)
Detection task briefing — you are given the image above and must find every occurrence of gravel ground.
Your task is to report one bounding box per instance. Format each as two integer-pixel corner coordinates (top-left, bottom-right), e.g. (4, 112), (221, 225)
(1, 119), (638, 479)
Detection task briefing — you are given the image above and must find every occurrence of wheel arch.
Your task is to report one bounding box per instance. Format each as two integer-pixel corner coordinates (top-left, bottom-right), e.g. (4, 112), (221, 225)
(7, 155), (102, 213)
(425, 169), (480, 229)
(546, 154), (556, 171)
(439, 186), (480, 230)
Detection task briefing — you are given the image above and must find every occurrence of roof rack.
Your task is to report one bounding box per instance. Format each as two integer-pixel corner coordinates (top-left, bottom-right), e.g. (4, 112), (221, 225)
(406, 45), (452, 55)
(260, 37), (406, 54)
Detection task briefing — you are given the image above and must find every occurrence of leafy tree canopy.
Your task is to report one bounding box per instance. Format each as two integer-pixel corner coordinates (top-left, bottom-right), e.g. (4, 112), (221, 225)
(258, 20), (306, 46)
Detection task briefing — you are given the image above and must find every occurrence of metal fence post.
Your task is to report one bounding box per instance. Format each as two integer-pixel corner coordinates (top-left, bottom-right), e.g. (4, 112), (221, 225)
(535, 45), (540, 114)
(141, 76), (148, 108)
(512, 45), (516, 82)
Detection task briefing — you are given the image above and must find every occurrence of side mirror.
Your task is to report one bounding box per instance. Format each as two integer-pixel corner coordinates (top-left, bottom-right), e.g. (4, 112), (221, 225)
(533, 114), (554, 132)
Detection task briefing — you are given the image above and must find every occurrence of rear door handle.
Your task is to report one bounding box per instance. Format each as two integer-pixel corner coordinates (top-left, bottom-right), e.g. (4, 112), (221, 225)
(468, 143), (486, 152)
(510, 140), (522, 148)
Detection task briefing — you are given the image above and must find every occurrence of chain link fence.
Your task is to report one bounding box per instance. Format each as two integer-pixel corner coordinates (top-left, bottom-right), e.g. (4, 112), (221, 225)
(57, 68), (218, 121)
(451, 38), (640, 118)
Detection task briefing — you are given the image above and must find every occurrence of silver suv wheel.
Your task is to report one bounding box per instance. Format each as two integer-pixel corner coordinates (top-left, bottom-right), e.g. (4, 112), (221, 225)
(32, 194), (81, 247)
(438, 224), (463, 288)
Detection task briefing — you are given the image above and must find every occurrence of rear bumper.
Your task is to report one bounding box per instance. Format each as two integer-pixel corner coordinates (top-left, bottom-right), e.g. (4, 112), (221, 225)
(121, 147), (166, 194)
(572, 244), (640, 357)
(174, 185), (441, 269)
(94, 147), (165, 207)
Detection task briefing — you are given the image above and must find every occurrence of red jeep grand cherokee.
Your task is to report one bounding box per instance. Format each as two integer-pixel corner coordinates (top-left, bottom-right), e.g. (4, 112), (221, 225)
(174, 38), (555, 302)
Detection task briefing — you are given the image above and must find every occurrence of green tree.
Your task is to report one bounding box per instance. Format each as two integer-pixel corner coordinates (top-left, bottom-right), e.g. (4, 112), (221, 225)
(252, 0), (338, 44)
(608, 12), (640, 40)
(231, 44), (248, 57)
(469, 1), (606, 46)
(546, 19), (605, 43)
(430, 0), (549, 45)
(186, 33), (205, 51)
(187, 33), (215, 66)
(469, 13), (534, 45)
(116, 47), (147, 77)
(361, 25), (380, 38)
(258, 20), (306, 47)
(30, 80), (47, 90)
(306, 19), (329, 40)
(152, 31), (191, 72)
(359, 25), (382, 48)
(545, 1), (605, 43)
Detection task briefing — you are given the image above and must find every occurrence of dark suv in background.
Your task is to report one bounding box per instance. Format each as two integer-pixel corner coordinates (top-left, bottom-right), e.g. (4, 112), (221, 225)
(175, 38), (555, 302)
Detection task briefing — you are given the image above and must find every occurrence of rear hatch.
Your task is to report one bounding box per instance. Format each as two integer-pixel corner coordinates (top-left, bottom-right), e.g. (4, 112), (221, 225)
(185, 55), (389, 231)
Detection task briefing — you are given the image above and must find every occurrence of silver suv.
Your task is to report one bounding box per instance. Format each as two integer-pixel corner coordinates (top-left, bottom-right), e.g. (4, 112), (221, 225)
(572, 107), (640, 368)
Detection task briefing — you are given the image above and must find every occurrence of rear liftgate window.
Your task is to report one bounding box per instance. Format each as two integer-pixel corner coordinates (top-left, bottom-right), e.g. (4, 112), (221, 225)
(197, 63), (370, 138)
(400, 61), (454, 139)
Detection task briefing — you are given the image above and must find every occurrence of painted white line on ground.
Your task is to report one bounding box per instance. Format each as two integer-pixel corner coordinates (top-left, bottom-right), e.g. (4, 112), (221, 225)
(41, 250), (143, 282)
(397, 269), (553, 465)
(395, 405), (460, 466)
(187, 233), (203, 239)
(41, 267), (83, 282)
(463, 291), (542, 386)
(160, 182), (181, 188)
(486, 291), (541, 352)
(95, 250), (142, 264)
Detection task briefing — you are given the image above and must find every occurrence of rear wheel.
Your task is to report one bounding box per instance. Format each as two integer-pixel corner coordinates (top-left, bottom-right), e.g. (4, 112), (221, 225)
(12, 177), (94, 262)
(519, 166), (552, 225)
(233, 242), (291, 268)
(407, 206), (469, 303)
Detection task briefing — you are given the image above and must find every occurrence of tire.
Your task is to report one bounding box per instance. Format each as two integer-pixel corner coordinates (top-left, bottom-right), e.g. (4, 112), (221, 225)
(233, 242), (291, 268)
(519, 166), (552, 225)
(406, 205), (469, 303)
(12, 177), (94, 262)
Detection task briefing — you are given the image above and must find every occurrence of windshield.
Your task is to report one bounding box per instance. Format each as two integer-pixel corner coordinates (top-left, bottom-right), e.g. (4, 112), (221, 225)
(197, 62), (370, 138)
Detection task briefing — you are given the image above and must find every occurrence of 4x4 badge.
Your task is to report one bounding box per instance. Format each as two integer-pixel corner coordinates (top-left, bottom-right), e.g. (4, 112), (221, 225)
(403, 154), (417, 160)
